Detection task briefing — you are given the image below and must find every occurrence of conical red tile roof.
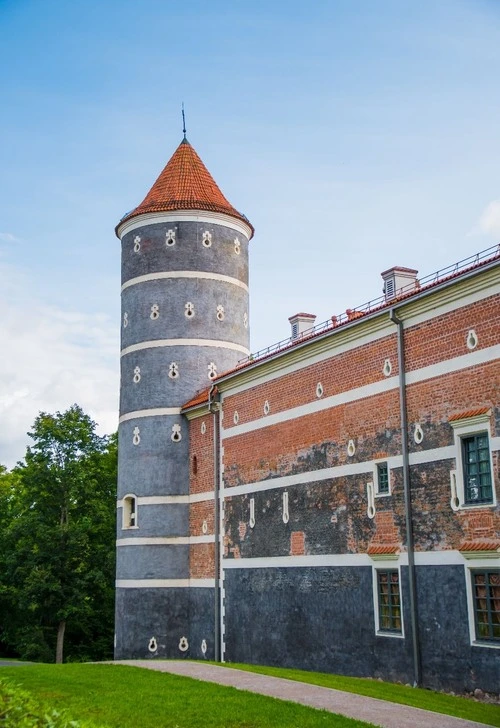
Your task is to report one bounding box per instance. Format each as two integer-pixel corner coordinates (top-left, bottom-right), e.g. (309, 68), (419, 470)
(117, 138), (254, 236)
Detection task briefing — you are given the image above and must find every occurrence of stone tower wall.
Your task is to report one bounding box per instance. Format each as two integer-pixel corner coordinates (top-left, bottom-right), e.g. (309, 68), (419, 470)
(115, 213), (251, 659)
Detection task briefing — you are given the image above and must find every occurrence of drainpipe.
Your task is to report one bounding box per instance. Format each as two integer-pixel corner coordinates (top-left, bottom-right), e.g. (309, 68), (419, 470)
(389, 309), (421, 688)
(208, 384), (221, 662)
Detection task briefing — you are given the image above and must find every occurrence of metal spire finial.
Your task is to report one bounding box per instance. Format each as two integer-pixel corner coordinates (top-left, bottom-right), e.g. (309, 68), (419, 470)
(182, 103), (187, 140)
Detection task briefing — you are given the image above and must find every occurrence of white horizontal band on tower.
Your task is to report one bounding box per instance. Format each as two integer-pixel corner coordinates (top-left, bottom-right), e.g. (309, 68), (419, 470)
(116, 578), (215, 589)
(121, 338), (250, 357)
(117, 210), (252, 240)
(116, 535), (214, 546)
(116, 492), (215, 508)
(121, 270), (248, 293)
(119, 407), (181, 423)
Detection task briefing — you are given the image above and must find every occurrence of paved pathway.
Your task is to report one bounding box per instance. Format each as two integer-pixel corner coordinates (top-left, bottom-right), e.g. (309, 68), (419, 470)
(113, 660), (494, 728)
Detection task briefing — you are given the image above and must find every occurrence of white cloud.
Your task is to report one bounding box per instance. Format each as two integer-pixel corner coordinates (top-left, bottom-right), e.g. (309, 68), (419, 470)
(477, 199), (500, 237)
(0, 232), (21, 243)
(0, 261), (119, 469)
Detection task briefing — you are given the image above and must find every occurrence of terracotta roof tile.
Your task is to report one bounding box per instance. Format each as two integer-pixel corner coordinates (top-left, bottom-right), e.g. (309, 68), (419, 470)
(118, 138), (254, 236)
(449, 408), (490, 422)
(182, 387), (211, 411)
(367, 545), (400, 555)
(459, 539), (500, 552)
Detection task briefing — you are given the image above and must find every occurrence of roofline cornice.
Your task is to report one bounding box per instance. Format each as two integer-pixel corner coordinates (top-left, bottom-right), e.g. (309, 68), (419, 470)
(116, 209), (254, 240)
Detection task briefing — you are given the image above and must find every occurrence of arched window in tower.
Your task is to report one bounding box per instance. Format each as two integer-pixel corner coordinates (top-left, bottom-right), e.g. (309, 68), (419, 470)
(208, 362), (217, 380)
(202, 231), (212, 248)
(216, 305), (225, 321)
(185, 302), (195, 318)
(165, 229), (176, 247)
(122, 494), (138, 529)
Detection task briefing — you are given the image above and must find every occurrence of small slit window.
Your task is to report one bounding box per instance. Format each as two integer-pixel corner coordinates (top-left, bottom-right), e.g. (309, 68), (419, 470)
(192, 455), (198, 476)
(123, 494), (137, 529)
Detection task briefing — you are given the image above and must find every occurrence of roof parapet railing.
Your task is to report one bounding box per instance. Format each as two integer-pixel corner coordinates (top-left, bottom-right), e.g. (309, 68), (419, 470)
(239, 243), (500, 366)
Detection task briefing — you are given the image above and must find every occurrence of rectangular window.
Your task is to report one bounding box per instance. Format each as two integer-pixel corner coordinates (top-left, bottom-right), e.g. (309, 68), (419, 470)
(472, 570), (500, 643)
(377, 570), (402, 633)
(376, 462), (390, 495)
(462, 434), (493, 505)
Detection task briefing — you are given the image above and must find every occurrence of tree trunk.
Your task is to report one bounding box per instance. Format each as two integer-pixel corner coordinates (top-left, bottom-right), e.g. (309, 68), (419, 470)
(56, 620), (66, 664)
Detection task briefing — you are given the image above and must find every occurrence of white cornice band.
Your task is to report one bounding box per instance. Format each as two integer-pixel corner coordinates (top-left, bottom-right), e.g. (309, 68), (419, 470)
(121, 271), (248, 293)
(119, 407), (181, 423)
(116, 491), (215, 508)
(117, 210), (252, 240)
(116, 535), (214, 546)
(116, 578), (215, 588)
(121, 338), (249, 358)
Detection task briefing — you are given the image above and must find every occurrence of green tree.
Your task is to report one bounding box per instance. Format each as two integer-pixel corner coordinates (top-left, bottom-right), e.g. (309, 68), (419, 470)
(0, 406), (117, 663)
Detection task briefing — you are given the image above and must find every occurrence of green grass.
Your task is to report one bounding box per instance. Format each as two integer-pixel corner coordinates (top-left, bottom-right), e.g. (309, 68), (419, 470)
(222, 663), (500, 727)
(0, 664), (376, 728)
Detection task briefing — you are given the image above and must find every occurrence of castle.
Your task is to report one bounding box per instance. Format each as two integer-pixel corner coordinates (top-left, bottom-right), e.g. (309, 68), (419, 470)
(115, 135), (500, 693)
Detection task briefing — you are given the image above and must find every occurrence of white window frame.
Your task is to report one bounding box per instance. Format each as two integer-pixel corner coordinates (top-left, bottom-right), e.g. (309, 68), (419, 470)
(372, 562), (405, 639)
(450, 412), (495, 511)
(374, 459), (391, 498)
(464, 561), (500, 649)
(122, 493), (138, 529)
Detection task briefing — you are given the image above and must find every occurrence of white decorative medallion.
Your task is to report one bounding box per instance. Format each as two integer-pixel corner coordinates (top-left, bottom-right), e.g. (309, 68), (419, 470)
(234, 237), (241, 255)
(171, 424), (182, 442)
(201, 421), (207, 435)
(466, 329), (478, 350)
(316, 382), (324, 398)
(185, 301), (195, 318)
(249, 497), (255, 528)
(201, 639), (207, 655)
(383, 359), (392, 377)
(168, 362), (179, 379)
(282, 491), (289, 524)
(123, 312), (128, 328)
(132, 427), (141, 446)
(202, 231), (212, 247)
(202, 520), (208, 534)
(178, 636), (189, 652)
(347, 439), (356, 457)
(148, 637), (157, 652)
(243, 312), (248, 329)
(233, 410), (239, 425)
(414, 423), (424, 444)
(216, 304), (225, 321)
(133, 236), (141, 253)
(150, 304), (159, 320)
(263, 400), (270, 415)
(208, 362), (217, 380)
(165, 229), (176, 247)
(133, 366), (141, 384)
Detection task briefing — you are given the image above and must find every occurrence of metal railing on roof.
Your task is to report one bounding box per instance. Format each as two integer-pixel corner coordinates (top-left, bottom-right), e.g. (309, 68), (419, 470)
(238, 243), (500, 366)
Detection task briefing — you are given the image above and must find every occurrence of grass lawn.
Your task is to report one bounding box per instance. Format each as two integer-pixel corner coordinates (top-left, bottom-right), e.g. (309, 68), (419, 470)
(0, 663), (375, 728)
(223, 663), (500, 727)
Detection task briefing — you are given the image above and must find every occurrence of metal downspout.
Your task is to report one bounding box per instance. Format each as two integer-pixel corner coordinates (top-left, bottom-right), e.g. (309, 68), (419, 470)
(208, 384), (221, 662)
(389, 308), (422, 687)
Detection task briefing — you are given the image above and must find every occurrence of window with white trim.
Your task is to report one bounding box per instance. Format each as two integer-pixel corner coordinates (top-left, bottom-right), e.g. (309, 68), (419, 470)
(471, 569), (500, 643)
(375, 461), (390, 496)
(450, 412), (495, 509)
(122, 494), (138, 529)
(376, 569), (402, 635)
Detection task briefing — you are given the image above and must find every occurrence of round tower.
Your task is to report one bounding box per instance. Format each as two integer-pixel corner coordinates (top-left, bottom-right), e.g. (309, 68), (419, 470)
(114, 136), (253, 659)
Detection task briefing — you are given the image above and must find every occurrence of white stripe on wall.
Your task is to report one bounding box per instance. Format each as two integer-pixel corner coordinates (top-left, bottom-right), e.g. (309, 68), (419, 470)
(122, 270), (248, 293)
(116, 535), (214, 547)
(221, 551), (499, 570)
(117, 492), (215, 508)
(116, 578), (215, 588)
(119, 407), (181, 423)
(121, 338), (249, 358)
(222, 344), (500, 438)
(117, 210), (252, 240)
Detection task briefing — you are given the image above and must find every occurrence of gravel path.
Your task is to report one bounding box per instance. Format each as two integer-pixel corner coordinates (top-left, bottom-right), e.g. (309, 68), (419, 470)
(113, 660), (494, 728)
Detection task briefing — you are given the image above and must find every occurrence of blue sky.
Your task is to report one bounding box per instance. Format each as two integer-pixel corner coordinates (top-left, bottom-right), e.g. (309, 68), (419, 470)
(1, 0), (499, 466)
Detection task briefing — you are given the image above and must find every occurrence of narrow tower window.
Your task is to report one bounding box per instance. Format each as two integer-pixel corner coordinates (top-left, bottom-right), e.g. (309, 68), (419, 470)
(122, 494), (138, 529)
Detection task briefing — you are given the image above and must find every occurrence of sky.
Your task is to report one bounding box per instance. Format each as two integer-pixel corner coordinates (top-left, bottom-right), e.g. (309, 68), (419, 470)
(1, 0), (500, 468)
